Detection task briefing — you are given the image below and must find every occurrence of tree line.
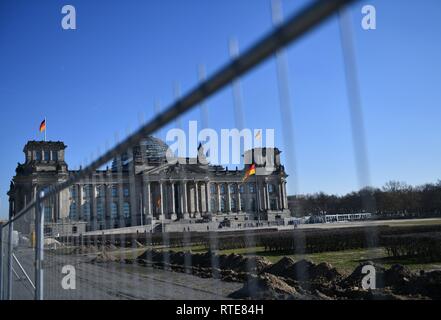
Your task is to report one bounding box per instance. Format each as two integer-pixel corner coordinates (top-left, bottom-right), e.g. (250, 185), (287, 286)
(288, 180), (441, 217)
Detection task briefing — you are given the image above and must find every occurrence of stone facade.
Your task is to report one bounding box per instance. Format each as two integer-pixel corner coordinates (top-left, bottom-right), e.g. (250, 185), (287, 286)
(8, 137), (291, 233)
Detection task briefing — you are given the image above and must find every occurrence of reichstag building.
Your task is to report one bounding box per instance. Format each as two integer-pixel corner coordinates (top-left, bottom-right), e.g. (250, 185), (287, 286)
(8, 137), (291, 232)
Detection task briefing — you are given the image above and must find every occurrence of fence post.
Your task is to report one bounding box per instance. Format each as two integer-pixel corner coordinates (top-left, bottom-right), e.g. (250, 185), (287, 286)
(7, 220), (13, 300)
(0, 226), (3, 300)
(35, 191), (44, 300)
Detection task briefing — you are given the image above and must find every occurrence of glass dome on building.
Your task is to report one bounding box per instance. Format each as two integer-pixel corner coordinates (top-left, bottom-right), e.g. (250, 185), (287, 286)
(136, 135), (169, 160)
(112, 136), (170, 170)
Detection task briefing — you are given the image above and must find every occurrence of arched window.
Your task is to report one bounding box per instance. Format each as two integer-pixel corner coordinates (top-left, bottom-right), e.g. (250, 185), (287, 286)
(210, 184), (216, 194)
(239, 185), (245, 193)
(123, 202), (130, 218)
(229, 184), (236, 193)
(220, 184), (225, 194)
(111, 202), (118, 218)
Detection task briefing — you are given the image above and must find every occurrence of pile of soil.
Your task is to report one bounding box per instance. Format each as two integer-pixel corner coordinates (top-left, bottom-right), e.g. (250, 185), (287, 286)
(264, 258), (341, 282)
(339, 261), (386, 289)
(228, 273), (305, 300)
(136, 250), (271, 276)
(132, 249), (441, 300)
(91, 251), (121, 263)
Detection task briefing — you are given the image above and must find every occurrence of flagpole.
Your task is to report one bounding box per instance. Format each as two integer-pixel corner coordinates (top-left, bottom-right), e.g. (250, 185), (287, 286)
(44, 117), (47, 142)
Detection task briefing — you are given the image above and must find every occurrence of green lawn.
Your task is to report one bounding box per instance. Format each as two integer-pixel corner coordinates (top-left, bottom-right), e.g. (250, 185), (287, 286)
(163, 245), (441, 275)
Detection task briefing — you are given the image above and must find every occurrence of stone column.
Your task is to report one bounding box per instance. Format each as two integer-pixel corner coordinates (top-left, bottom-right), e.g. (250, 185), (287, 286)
(255, 181), (260, 213)
(226, 183), (232, 213)
(171, 182), (177, 220)
(278, 183), (283, 210)
(265, 183), (270, 211)
(76, 184), (82, 220)
(146, 182), (152, 218)
(237, 183), (242, 213)
(182, 182), (189, 219)
(217, 184), (222, 213)
(159, 181), (164, 220)
(195, 182), (200, 218)
(205, 182), (211, 213)
(283, 181), (288, 209)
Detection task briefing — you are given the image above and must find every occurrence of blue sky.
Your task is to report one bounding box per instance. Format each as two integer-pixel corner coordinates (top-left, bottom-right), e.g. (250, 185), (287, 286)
(1, 0), (441, 218)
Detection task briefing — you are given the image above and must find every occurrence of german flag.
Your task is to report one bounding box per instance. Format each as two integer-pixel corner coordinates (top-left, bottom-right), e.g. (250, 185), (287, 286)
(39, 119), (46, 132)
(242, 163), (256, 182)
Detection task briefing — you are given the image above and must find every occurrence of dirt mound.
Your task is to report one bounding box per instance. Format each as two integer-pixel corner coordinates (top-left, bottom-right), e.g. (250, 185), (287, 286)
(229, 273), (300, 300)
(267, 259), (340, 282)
(384, 264), (414, 288)
(92, 251), (120, 263)
(340, 261), (386, 288)
(402, 270), (441, 299)
(310, 262), (341, 282)
(263, 257), (296, 277)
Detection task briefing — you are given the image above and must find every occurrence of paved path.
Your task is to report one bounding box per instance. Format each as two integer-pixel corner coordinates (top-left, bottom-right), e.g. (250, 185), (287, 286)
(10, 248), (241, 300)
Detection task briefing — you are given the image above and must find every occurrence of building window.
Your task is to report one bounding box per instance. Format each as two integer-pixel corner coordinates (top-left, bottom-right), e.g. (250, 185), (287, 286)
(111, 185), (118, 197)
(210, 199), (216, 212)
(36, 151), (42, 161)
(229, 184), (236, 193)
(270, 199), (277, 210)
(52, 151), (58, 161)
(231, 197), (236, 211)
(83, 185), (91, 198)
(240, 200), (245, 212)
(111, 202), (118, 218)
(210, 184), (216, 194)
(96, 185), (104, 198)
(239, 185), (245, 193)
(220, 185), (225, 194)
(44, 206), (52, 221)
(268, 184), (275, 193)
(69, 186), (77, 199)
(69, 202), (77, 219)
(123, 202), (130, 218)
(221, 198), (227, 212)
(82, 201), (91, 219)
(249, 183), (256, 193)
(123, 186), (130, 197)
(97, 201), (104, 221)
(44, 151), (50, 161)
(250, 199), (256, 212)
